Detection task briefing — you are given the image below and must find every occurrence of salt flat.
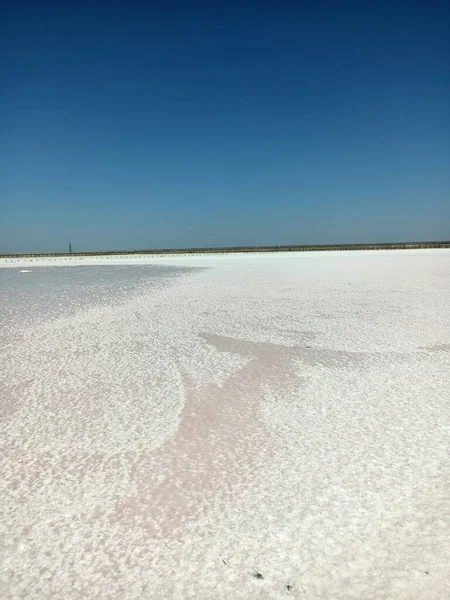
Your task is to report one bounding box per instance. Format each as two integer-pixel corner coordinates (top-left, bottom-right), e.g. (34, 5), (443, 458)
(1, 250), (449, 599)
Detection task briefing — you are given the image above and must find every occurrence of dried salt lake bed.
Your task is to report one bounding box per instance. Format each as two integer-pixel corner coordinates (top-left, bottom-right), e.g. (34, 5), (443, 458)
(1, 250), (449, 599)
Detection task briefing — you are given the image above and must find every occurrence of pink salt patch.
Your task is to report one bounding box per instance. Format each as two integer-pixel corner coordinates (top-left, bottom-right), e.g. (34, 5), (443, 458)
(112, 333), (305, 537)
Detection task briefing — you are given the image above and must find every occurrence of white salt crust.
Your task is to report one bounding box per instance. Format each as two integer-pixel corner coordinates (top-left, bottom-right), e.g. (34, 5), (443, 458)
(1, 250), (449, 599)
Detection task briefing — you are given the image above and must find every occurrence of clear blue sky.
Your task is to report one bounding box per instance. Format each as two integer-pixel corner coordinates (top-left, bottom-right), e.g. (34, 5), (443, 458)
(1, 2), (449, 253)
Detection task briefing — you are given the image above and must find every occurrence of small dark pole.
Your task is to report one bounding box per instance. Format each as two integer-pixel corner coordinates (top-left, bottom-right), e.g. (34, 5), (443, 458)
(69, 242), (72, 253)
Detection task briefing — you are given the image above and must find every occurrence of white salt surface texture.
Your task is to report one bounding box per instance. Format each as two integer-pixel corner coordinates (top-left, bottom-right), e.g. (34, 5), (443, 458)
(1, 250), (450, 599)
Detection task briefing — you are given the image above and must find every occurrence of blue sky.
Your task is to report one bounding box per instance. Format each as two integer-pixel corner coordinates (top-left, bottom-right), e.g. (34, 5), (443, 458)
(1, 2), (449, 253)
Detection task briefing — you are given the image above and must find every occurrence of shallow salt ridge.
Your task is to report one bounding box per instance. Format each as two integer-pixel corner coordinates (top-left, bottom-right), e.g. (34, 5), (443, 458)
(1, 250), (450, 599)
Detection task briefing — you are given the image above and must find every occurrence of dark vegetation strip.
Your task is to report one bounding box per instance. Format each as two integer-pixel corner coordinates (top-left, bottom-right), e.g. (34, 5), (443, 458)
(1, 241), (449, 259)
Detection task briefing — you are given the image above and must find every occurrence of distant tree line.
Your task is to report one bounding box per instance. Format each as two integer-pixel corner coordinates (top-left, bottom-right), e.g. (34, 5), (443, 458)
(1, 241), (449, 259)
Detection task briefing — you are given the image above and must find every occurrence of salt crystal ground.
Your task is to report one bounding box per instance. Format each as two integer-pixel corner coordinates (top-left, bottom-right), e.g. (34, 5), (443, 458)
(1, 250), (449, 599)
